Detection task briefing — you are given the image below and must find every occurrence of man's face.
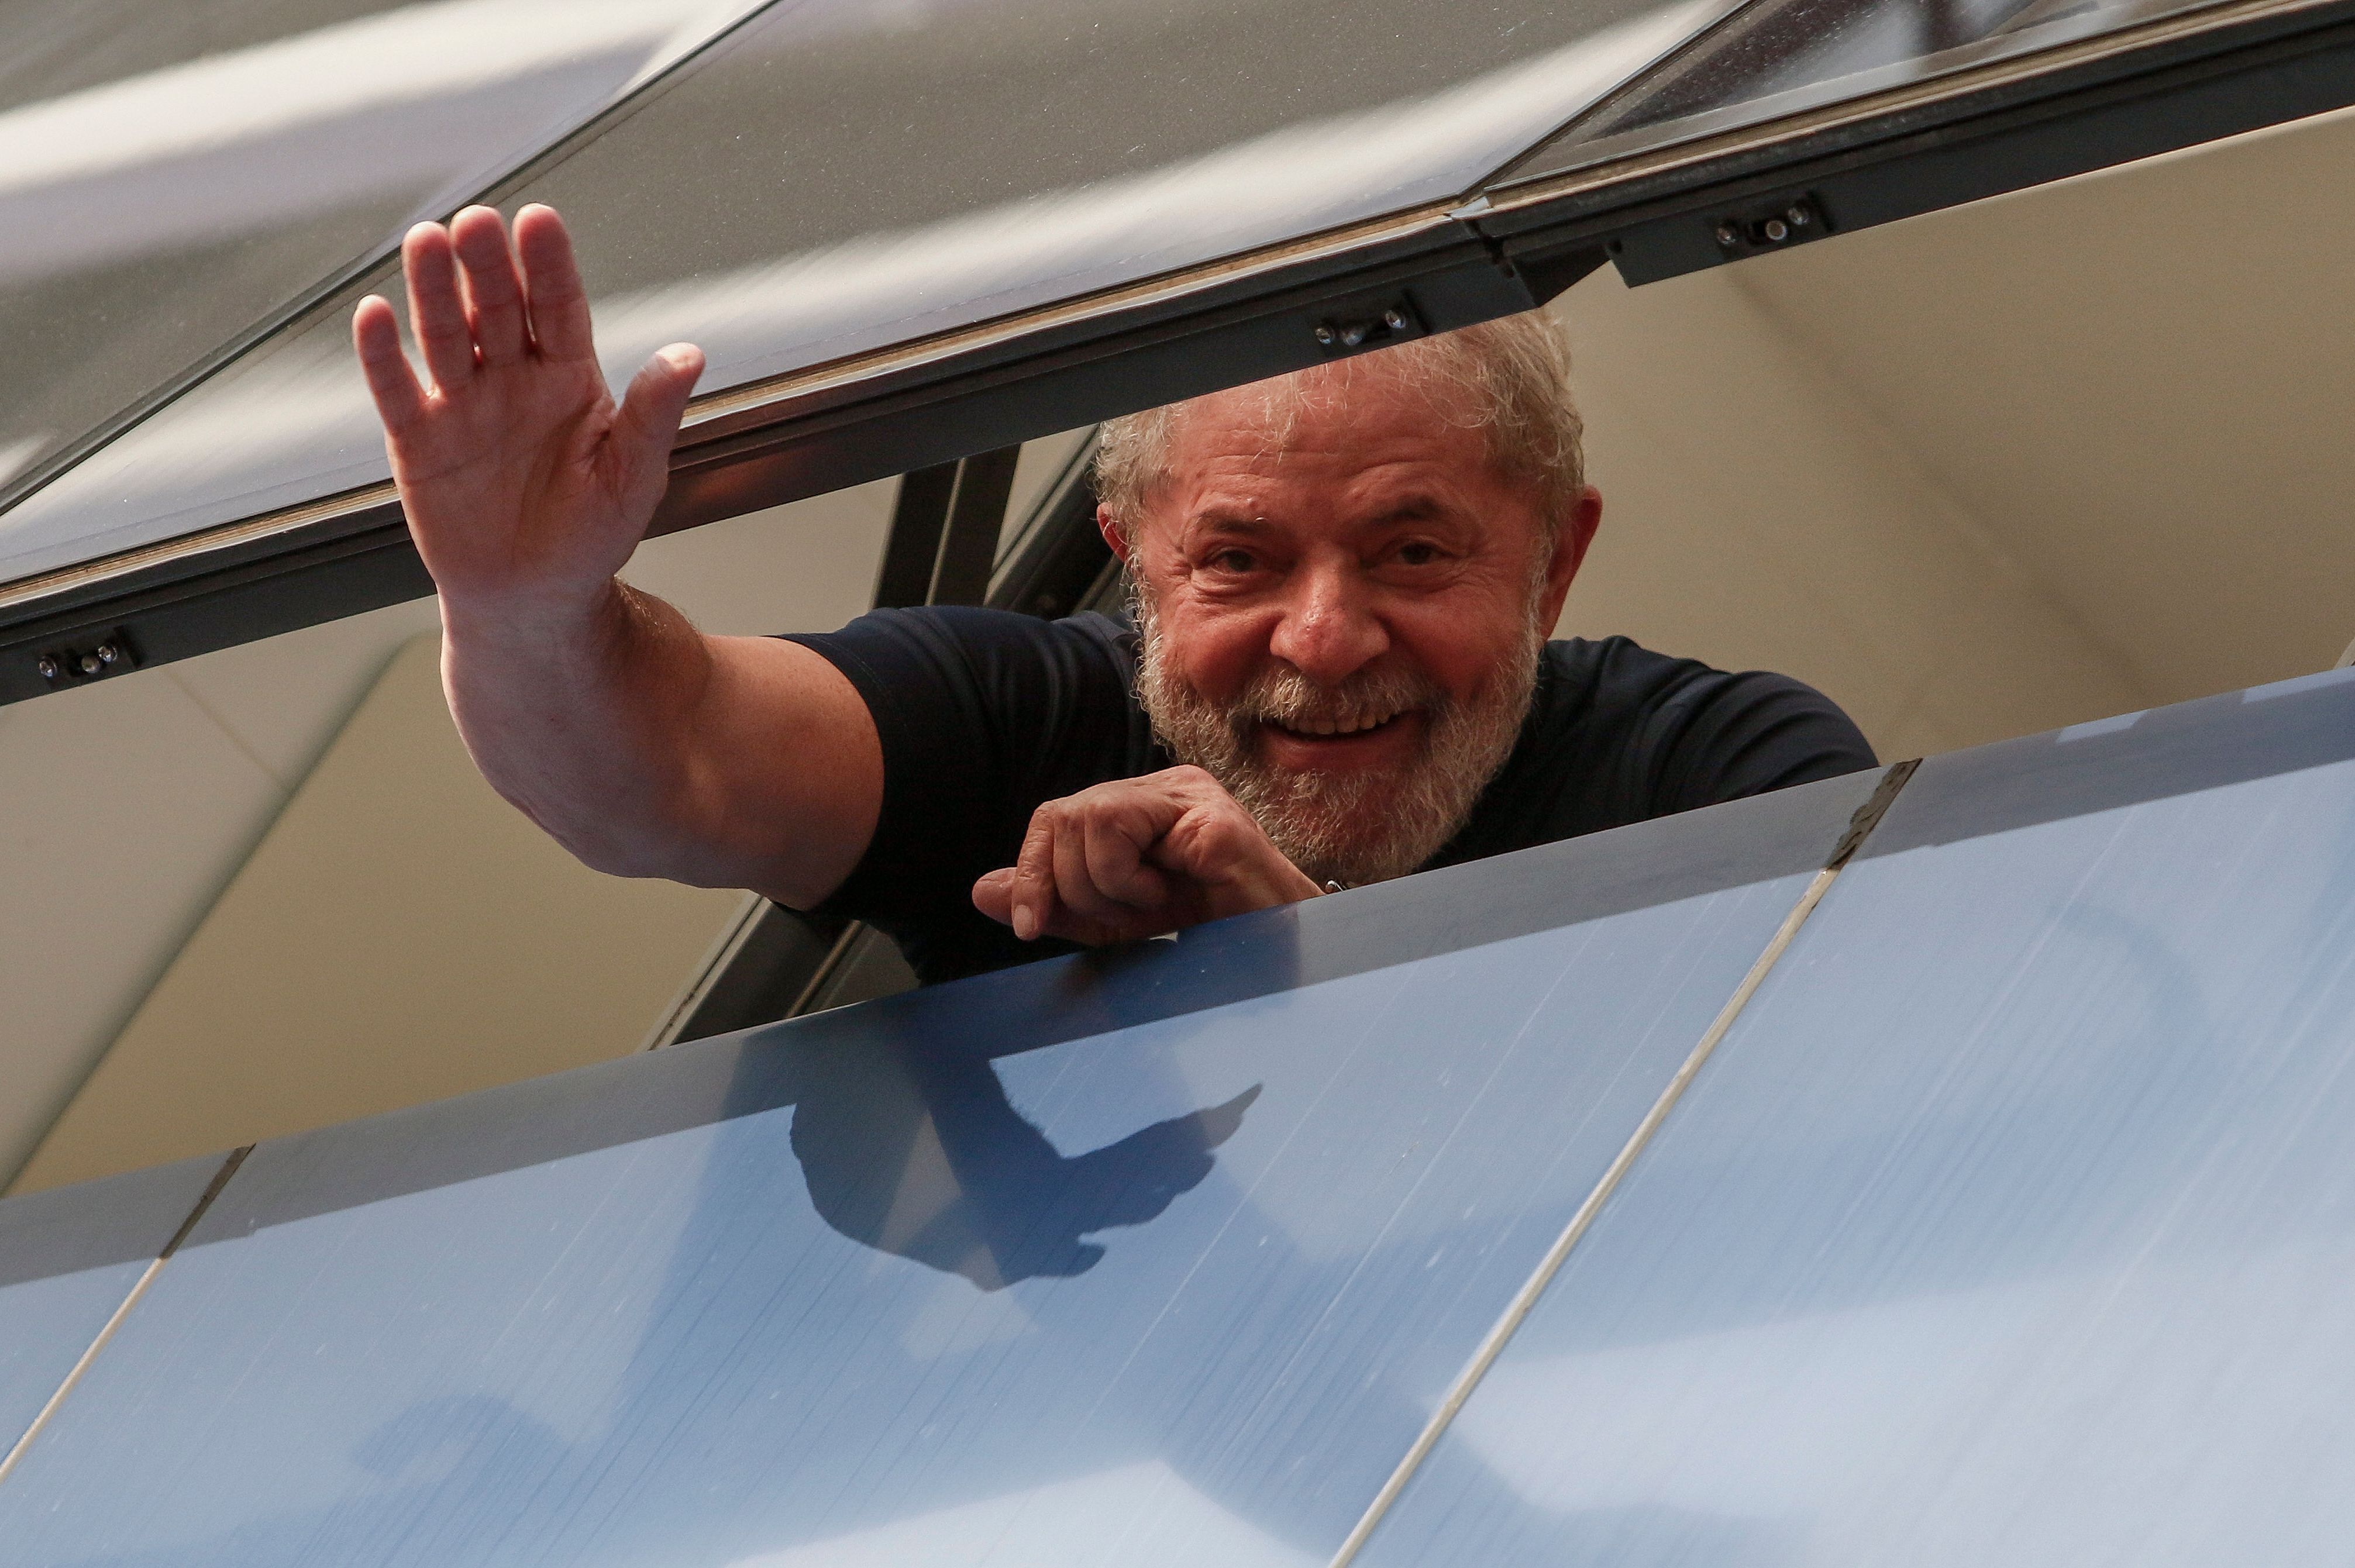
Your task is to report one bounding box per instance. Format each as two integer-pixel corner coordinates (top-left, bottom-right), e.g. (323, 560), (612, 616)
(1106, 358), (1600, 886)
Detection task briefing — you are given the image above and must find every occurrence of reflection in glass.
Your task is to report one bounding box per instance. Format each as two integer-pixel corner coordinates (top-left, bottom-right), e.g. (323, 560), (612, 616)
(1356, 671), (2355, 1566)
(1500, 0), (2234, 188)
(786, 1035), (1259, 1291)
(1, 0), (1722, 590)
(0, 845), (1837, 1566)
(0, 0), (762, 521)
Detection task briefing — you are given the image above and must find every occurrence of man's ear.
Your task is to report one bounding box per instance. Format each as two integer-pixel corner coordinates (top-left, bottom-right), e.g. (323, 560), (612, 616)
(1097, 503), (1133, 567)
(1536, 485), (1603, 630)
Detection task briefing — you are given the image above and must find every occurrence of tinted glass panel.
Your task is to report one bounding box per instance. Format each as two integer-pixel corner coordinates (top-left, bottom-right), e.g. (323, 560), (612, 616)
(0, 1155), (222, 1450)
(1359, 667), (2355, 1566)
(1501, 0), (2234, 188)
(0, 0), (1719, 590)
(0, 770), (1881, 1565)
(0, 0), (763, 529)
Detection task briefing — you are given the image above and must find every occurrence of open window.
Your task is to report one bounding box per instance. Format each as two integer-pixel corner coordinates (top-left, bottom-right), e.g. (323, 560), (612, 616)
(9, 0), (2355, 1184)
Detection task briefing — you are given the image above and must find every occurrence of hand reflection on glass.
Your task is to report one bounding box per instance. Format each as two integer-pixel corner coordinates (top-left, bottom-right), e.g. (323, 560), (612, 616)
(788, 1040), (1259, 1291)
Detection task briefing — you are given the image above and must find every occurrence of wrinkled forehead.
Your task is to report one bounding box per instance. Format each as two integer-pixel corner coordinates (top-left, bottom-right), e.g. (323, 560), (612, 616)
(1165, 351), (1479, 466)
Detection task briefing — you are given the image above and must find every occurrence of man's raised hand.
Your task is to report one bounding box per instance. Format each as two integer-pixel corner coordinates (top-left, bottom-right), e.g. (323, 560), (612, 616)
(352, 204), (703, 619)
(972, 766), (1324, 947)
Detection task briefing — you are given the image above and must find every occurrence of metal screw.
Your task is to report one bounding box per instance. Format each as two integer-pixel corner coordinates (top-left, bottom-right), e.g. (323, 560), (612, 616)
(1762, 218), (1789, 243)
(36, 656), (58, 681)
(1382, 308), (1407, 332)
(1340, 323), (1369, 347)
(1786, 204), (1811, 228)
(1313, 325), (1337, 346)
(77, 652), (101, 676)
(1715, 224), (1740, 248)
(95, 642), (119, 666)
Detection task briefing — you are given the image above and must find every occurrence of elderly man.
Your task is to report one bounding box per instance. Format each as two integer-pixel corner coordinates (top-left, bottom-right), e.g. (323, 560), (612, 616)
(355, 205), (1874, 984)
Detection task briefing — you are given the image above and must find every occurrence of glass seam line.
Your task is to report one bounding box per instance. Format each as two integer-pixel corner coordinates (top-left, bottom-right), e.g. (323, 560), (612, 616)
(0, 1143), (253, 1490)
(1453, 0), (1758, 202)
(1325, 756), (1922, 1568)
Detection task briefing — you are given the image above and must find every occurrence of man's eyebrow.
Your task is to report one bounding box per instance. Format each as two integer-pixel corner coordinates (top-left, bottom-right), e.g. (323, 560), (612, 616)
(1363, 496), (1447, 526)
(1185, 510), (1273, 535)
(1350, 495), (1484, 535)
(1186, 497), (1458, 533)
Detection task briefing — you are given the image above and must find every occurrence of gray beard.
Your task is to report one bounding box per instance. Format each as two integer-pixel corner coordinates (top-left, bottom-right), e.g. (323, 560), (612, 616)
(1131, 595), (1539, 888)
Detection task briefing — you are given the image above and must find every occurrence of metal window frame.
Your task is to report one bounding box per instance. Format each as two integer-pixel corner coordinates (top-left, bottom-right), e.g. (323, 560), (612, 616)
(5, 0), (2351, 707)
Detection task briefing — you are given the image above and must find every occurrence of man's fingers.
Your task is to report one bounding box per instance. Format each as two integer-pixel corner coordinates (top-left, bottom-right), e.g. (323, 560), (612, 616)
(1050, 816), (1129, 924)
(352, 295), (426, 435)
(1082, 809), (1169, 910)
(450, 206), (528, 367)
(513, 204), (594, 363)
(401, 222), (476, 394)
(612, 344), (704, 501)
(1009, 815), (1059, 942)
(975, 867), (1143, 947)
(990, 771), (1314, 946)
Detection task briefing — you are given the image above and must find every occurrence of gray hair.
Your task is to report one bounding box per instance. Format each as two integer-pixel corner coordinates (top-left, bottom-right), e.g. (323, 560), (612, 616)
(1094, 309), (1585, 541)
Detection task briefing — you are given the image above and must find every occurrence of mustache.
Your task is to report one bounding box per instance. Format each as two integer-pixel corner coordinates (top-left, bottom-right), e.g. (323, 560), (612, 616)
(1228, 663), (1450, 738)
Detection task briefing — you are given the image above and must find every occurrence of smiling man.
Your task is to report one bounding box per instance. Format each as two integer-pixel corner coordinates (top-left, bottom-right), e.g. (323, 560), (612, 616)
(356, 205), (1874, 985)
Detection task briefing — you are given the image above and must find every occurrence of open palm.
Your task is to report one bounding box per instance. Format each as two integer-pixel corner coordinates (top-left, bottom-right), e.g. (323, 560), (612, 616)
(352, 204), (703, 616)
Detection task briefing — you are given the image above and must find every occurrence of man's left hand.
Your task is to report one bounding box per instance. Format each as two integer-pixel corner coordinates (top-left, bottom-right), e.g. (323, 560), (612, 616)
(972, 765), (1322, 946)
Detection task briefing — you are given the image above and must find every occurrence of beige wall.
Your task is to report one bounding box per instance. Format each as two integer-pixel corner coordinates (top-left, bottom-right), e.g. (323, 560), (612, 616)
(1551, 106), (2355, 756)
(1728, 106), (2355, 707)
(6, 632), (743, 1194)
(1, 481), (894, 1191)
(1553, 264), (2154, 760)
(0, 599), (434, 1192)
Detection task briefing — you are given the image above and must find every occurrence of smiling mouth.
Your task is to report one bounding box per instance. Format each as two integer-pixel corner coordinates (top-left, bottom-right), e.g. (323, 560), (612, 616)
(1263, 708), (1415, 742)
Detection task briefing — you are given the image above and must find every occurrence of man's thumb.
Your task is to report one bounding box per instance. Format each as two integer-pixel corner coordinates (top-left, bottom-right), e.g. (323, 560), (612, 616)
(614, 343), (705, 489)
(971, 867), (1016, 924)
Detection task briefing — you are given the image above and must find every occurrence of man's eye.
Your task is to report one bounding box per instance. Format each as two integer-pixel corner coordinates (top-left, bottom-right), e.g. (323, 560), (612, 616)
(1208, 549), (1256, 573)
(1395, 542), (1442, 566)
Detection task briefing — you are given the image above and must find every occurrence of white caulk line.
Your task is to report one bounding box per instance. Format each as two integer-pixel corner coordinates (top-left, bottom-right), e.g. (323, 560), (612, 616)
(0, 1143), (252, 1489)
(1327, 759), (1919, 1566)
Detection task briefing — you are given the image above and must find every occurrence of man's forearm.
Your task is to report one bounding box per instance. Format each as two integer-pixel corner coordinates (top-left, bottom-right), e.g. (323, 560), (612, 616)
(439, 580), (721, 881)
(359, 205), (880, 906)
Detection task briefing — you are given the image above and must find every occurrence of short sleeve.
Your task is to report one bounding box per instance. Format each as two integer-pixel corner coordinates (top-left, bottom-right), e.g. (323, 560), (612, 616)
(1641, 667), (1879, 815)
(781, 607), (1137, 976)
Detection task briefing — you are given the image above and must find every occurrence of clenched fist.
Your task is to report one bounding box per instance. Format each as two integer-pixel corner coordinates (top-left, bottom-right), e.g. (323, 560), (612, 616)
(972, 766), (1323, 946)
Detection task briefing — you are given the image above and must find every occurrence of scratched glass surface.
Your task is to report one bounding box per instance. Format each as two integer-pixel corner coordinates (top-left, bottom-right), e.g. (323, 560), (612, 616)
(0, 770), (1880, 1567)
(0, 0), (760, 530)
(0, 1156), (222, 1452)
(1359, 666), (2355, 1567)
(0, 0), (1724, 589)
(1500, 0), (2236, 189)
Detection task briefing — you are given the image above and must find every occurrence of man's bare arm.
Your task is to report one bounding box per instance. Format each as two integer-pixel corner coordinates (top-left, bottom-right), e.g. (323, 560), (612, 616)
(354, 203), (878, 908)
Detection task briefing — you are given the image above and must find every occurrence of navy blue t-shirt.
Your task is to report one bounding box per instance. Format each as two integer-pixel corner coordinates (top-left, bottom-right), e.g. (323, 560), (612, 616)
(787, 608), (1875, 985)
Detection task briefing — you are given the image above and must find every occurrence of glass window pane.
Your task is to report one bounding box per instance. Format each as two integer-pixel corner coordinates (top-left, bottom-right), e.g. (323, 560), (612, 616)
(0, 0), (1722, 592)
(1497, 0), (2239, 188)
(0, 0), (766, 522)
(0, 771), (1881, 1564)
(1356, 666), (2355, 1565)
(0, 1155), (223, 1448)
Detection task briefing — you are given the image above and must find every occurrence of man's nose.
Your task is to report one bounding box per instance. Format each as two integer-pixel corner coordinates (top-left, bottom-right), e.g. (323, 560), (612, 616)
(1266, 562), (1388, 683)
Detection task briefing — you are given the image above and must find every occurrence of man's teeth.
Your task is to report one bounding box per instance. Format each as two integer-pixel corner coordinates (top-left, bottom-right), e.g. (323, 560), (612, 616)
(1279, 709), (1402, 737)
